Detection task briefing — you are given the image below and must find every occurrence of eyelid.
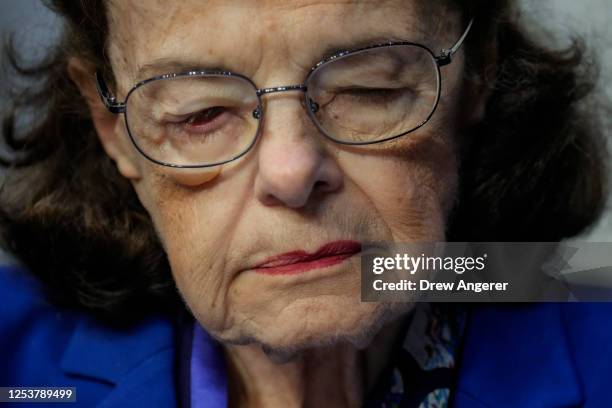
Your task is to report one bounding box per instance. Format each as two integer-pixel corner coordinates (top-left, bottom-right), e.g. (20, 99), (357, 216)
(329, 81), (406, 89)
(316, 77), (407, 90)
(151, 96), (245, 119)
(152, 83), (254, 102)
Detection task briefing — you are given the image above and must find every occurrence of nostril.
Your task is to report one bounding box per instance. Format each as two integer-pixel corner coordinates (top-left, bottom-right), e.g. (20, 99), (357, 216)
(313, 180), (328, 192)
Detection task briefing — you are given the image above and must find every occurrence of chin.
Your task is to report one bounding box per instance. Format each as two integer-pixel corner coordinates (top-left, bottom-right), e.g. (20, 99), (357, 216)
(220, 297), (411, 360)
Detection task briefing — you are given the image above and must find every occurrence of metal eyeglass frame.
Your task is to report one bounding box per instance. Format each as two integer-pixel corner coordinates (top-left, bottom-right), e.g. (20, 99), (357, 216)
(95, 18), (474, 169)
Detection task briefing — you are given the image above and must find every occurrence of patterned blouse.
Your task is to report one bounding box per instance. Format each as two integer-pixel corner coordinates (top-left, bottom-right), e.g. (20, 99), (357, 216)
(364, 303), (466, 408)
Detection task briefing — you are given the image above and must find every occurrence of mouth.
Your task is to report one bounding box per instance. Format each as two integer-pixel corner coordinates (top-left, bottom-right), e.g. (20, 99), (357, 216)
(252, 240), (362, 276)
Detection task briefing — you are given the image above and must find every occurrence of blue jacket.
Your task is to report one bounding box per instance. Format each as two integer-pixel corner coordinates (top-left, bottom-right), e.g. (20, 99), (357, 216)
(2, 264), (611, 407)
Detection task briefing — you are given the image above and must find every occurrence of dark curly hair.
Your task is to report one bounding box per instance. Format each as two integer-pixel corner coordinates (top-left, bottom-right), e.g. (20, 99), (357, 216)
(0, 0), (608, 324)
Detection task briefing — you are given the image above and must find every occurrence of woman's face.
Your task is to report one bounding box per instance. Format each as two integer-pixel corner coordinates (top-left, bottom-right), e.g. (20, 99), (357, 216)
(99, 0), (470, 353)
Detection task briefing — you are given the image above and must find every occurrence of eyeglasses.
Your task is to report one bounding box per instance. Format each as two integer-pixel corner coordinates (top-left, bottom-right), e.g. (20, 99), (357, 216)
(96, 19), (473, 168)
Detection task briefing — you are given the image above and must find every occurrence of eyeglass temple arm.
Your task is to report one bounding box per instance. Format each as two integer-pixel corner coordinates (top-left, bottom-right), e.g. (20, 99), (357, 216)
(436, 17), (474, 66)
(95, 71), (126, 114)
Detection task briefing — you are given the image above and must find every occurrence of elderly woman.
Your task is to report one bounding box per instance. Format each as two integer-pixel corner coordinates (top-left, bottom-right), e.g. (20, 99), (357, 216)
(0, 0), (609, 407)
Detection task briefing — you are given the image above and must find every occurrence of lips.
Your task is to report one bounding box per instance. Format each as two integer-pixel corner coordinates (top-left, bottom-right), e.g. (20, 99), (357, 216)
(252, 240), (362, 275)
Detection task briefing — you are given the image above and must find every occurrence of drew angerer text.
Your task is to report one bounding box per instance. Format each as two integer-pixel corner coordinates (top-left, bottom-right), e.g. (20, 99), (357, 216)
(372, 279), (509, 293)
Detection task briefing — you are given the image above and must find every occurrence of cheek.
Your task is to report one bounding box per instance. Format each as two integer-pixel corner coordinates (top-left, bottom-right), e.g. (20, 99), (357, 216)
(340, 133), (459, 241)
(136, 178), (232, 330)
(132, 161), (233, 249)
(132, 169), (234, 289)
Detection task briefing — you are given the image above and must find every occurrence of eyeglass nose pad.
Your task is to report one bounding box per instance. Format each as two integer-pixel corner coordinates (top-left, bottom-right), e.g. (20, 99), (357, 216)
(307, 98), (320, 113)
(252, 106), (262, 119)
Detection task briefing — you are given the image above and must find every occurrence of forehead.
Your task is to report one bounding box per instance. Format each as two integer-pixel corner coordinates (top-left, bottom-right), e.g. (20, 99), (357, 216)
(107, 0), (458, 85)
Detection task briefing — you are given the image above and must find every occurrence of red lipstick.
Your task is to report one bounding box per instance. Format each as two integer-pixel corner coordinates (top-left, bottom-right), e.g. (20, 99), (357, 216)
(253, 240), (362, 275)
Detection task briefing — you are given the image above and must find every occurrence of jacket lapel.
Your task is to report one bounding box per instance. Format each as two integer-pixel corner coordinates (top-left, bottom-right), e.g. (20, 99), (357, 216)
(454, 303), (583, 408)
(60, 315), (177, 407)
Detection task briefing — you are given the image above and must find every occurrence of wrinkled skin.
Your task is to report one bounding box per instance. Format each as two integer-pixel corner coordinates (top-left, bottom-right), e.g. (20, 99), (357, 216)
(70, 1), (486, 405)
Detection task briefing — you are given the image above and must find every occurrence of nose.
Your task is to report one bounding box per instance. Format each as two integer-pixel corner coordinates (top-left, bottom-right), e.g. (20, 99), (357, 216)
(253, 97), (343, 209)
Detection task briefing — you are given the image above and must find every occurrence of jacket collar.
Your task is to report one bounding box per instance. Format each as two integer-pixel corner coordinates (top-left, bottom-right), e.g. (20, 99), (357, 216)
(60, 314), (177, 407)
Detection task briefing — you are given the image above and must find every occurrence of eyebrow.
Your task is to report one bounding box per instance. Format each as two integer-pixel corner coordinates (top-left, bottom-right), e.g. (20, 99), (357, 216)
(319, 35), (408, 60)
(319, 22), (430, 59)
(135, 33), (426, 81)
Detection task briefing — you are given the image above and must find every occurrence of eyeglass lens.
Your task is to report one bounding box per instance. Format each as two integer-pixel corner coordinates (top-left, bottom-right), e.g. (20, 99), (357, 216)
(124, 44), (440, 167)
